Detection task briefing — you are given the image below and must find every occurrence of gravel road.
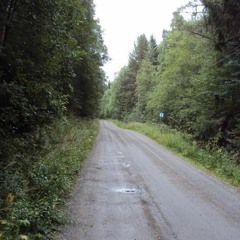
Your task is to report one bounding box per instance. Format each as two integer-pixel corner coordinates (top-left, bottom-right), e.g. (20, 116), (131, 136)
(58, 120), (240, 240)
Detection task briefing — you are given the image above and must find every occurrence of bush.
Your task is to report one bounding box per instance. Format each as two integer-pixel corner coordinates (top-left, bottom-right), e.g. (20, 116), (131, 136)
(0, 116), (98, 239)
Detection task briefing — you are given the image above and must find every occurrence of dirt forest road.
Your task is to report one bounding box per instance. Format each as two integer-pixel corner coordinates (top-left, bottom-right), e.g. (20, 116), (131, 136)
(58, 120), (240, 240)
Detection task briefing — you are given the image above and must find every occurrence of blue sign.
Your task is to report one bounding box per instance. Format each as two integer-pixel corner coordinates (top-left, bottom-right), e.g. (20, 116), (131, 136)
(159, 112), (164, 118)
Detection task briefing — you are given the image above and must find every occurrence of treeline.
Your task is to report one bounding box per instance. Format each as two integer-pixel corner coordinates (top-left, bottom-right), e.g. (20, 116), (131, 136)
(100, 0), (240, 157)
(0, 0), (107, 238)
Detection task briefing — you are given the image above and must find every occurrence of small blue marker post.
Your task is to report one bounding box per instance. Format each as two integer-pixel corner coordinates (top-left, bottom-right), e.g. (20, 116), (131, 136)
(159, 112), (164, 123)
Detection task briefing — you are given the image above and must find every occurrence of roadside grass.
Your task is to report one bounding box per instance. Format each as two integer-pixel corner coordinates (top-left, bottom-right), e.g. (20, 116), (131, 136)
(111, 120), (240, 188)
(0, 116), (98, 240)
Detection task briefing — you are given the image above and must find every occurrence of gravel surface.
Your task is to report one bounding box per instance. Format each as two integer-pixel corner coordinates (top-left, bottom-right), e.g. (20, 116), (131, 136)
(57, 120), (240, 240)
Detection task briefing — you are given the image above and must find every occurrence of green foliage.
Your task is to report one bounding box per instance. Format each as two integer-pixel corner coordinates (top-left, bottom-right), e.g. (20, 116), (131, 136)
(0, 2), (107, 236)
(201, 0), (240, 49)
(67, 0), (108, 116)
(147, 29), (216, 131)
(136, 59), (157, 120)
(0, 1), (106, 239)
(147, 35), (159, 66)
(192, 0), (240, 152)
(0, 116), (98, 239)
(0, 0), (107, 137)
(100, 34), (159, 121)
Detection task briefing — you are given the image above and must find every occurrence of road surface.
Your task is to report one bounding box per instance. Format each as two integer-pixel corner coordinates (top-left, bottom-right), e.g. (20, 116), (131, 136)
(58, 120), (240, 240)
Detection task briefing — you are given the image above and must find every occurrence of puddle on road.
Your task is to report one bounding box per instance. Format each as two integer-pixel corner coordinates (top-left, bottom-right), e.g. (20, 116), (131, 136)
(112, 188), (139, 193)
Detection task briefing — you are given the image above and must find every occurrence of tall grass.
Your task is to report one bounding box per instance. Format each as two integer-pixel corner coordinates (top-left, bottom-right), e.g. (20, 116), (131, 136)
(112, 120), (240, 187)
(0, 116), (98, 240)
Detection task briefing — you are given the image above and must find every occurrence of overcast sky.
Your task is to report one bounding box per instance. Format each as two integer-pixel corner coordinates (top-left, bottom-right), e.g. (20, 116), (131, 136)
(94, 0), (190, 80)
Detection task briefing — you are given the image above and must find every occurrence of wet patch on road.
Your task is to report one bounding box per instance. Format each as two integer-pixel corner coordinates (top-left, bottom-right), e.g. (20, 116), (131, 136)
(112, 188), (136, 193)
(111, 187), (142, 194)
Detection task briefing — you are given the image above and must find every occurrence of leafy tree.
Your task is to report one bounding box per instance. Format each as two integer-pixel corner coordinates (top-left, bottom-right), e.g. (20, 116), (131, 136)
(0, 1), (108, 237)
(147, 25), (216, 131)
(100, 88), (112, 118)
(67, 0), (108, 116)
(0, 0), (107, 136)
(136, 59), (157, 121)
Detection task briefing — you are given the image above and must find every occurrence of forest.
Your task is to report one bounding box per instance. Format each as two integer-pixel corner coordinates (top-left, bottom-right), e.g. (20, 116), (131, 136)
(100, 0), (240, 160)
(0, 0), (107, 239)
(0, 0), (240, 239)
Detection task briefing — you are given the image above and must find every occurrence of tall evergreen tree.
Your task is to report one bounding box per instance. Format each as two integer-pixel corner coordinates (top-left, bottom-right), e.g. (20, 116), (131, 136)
(147, 35), (159, 65)
(121, 34), (149, 117)
(198, 0), (240, 150)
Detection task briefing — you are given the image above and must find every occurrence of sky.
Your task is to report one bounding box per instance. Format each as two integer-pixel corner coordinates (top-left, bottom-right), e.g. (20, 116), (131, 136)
(94, 0), (190, 80)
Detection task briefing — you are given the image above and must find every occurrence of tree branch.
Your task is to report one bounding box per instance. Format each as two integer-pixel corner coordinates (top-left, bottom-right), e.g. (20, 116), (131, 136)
(188, 30), (212, 40)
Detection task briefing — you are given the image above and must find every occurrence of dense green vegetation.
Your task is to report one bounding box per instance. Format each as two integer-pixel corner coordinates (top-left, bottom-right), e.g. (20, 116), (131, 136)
(100, 0), (240, 161)
(1, 116), (98, 239)
(112, 120), (240, 187)
(0, 0), (106, 239)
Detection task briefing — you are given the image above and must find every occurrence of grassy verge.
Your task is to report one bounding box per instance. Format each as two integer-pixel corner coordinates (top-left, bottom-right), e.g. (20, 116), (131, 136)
(111, 120), (240, 187)
(0, 116), (98, 240)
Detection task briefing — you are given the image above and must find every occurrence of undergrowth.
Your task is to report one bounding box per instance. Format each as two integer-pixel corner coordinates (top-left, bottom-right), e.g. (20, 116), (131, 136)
(112, 120), (240, 187)
(0, 116), (98, 240)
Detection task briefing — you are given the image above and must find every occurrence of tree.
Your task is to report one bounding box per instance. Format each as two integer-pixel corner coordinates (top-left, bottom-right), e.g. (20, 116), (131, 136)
(147, 27), (215, 131)
(196, 0), (240, 151)
(121, 34), (149, 118)
(136, 59), (157, 121)
(0, 0), (108, 137)
(0, 1), (108, 236)
(147, 35), (159, 66)
(66, 0), (108, 116)
(100, 66), (130, 119)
